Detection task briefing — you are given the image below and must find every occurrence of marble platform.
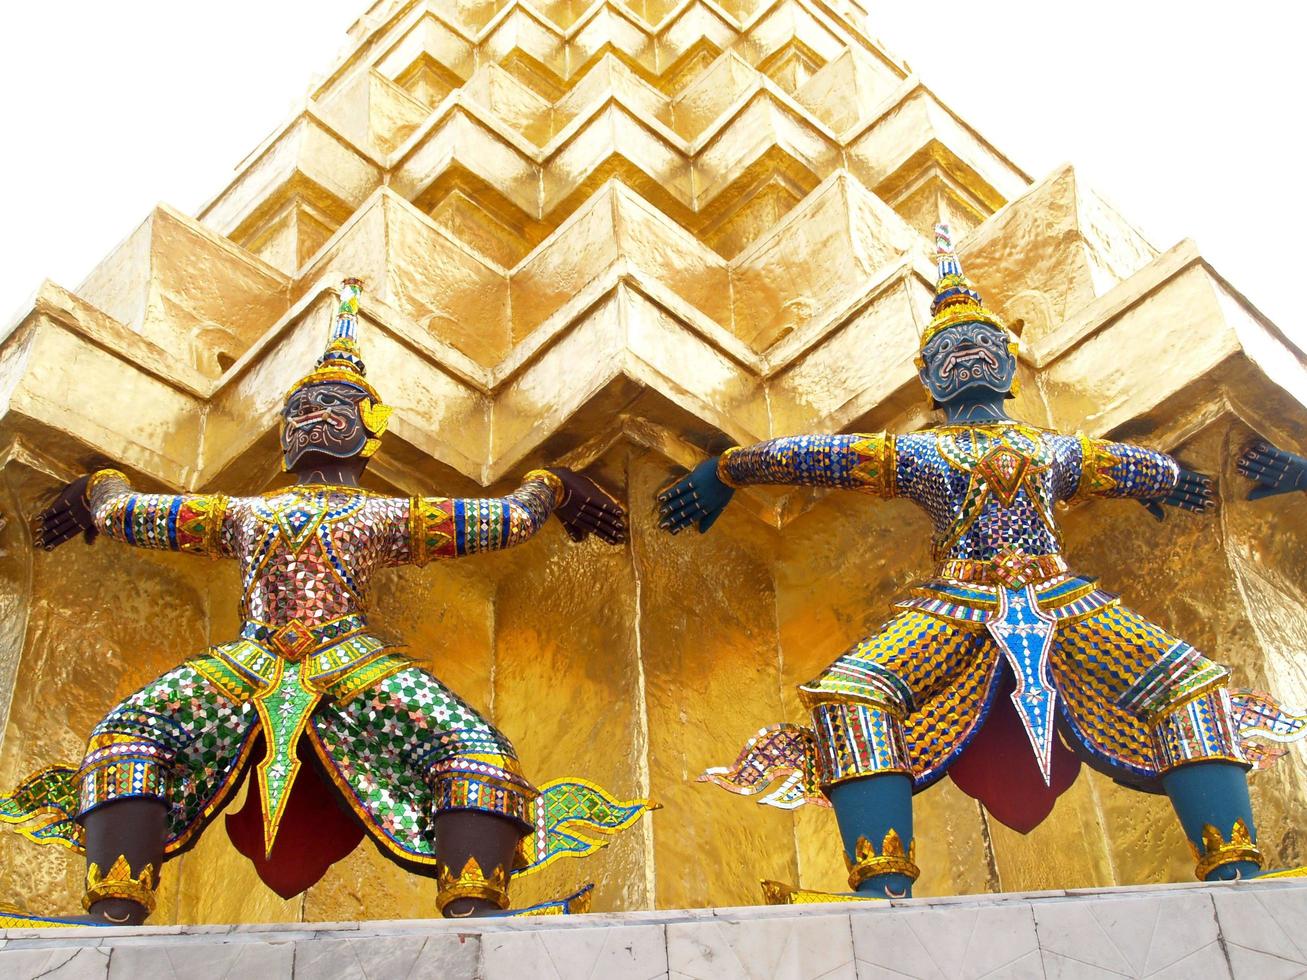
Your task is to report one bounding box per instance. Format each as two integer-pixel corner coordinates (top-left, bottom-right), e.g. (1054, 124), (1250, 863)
(4, 879), (1307, 979)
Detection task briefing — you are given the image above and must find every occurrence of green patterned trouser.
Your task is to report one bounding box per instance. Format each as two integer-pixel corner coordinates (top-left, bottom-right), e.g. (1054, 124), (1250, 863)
(79, 660), (534, 861)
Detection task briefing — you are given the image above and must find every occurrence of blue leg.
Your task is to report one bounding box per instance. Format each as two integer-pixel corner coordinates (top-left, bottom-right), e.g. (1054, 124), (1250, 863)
(1161, 761), (1260, 880)
(827, 773), (916, 898)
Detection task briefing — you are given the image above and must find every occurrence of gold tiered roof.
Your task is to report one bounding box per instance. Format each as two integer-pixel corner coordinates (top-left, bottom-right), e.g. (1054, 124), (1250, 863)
(1, 0), (1305, 922)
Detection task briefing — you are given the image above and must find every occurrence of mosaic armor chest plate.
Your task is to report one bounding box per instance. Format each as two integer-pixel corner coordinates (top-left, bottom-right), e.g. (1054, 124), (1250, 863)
(234, 488), (408, 626)
(897, 424), (1081, 562)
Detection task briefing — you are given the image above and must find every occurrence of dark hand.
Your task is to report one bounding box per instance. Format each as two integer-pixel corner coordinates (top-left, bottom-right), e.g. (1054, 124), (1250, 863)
(657, 457), (734, 534)
(547, 468), (626, 545)
(1140, 468), (1214, 521)
(1238, 440), (1307, 500)
(34, 475), (97, 550)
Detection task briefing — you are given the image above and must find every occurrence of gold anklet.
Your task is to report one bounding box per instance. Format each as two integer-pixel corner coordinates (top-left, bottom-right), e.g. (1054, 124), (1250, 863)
(82, 856), (156, 915)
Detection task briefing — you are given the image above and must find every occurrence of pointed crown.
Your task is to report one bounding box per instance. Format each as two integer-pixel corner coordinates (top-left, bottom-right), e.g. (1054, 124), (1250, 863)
(285, 278), (381, 404)
(920, 224), (1018, 352)
(283, 278), (392, 456)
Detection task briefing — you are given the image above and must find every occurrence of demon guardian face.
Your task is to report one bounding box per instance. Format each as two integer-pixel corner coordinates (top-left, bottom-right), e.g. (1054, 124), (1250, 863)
(918, 321), (1017, 406)
(280, 382), (370, 469)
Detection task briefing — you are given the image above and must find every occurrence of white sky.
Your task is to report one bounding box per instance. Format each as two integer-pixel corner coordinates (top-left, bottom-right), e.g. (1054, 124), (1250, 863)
(3, 1), (1303, 351)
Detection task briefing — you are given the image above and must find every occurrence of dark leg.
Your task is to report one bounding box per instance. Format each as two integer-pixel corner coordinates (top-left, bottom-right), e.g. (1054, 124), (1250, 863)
(80, 798), (167, 924)
(433, 810), (526, 917)
(828, 773), (917, 898)
(1162, 761), (1261, 880)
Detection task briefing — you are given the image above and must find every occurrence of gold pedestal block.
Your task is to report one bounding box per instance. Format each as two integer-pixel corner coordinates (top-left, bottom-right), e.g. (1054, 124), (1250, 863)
(1, 0), (1304, 922)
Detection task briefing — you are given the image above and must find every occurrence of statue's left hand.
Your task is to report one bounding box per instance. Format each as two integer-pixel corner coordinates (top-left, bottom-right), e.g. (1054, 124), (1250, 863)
(34, 475), (97, 550)
(1140, 468), (1214, 521)
(547, 468), (627, 545)
(1237, 441), (1307, 500)
(657, 457), (734, 534)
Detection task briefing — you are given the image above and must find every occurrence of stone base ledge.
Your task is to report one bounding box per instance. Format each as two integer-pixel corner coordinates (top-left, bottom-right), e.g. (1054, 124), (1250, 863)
(3, 879), (1306, 978)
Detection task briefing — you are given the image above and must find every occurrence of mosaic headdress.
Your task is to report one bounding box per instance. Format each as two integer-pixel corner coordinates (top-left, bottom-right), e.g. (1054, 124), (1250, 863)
(284, 278), (393, 457)
(919, 224), (1019, 355)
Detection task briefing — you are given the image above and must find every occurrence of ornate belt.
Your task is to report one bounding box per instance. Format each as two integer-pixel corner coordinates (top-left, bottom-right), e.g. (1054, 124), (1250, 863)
(935, 550), (1068, 589)
(240, 613), (367, 662)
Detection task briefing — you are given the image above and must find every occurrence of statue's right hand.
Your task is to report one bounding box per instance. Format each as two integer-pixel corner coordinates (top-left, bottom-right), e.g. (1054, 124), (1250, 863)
(657, 457), (735, 535)
(34, 475), (97, 551)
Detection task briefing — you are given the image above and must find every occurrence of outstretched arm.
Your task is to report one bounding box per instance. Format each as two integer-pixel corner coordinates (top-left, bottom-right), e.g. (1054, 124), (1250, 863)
(405, 468), (625, 566)
(1238, 441), (1307, 500)
(1074, 438), (1213, 520)
(36, 469), (234, 556)
(658, 433), (894, 534)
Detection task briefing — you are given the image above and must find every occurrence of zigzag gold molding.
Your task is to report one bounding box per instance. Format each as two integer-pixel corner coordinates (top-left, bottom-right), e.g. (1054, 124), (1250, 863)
(3, 221), (1298, 507)
(196, 0), (1020, 276)
(314, 0), (896, 97)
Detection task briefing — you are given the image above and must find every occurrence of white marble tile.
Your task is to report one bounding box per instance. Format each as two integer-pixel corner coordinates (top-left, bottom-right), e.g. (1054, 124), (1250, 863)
(1033, 890), (1225, 977)
(1040, 941), (1232, 980)
(0, 945), (110, 979)
(1213, 883), (1307, 977)
(13, 880), (1307, 980)
(1148, 942), (1232, 980)
(1222, 945), (1307, 980)
(667, 912), (855, 980)
(481, 922), (667, 980)
(851, 902), (1041, 979)
(293, 934), (478, 979)
(1039, 950), (1124, 979)
(106, 940), (294, 978)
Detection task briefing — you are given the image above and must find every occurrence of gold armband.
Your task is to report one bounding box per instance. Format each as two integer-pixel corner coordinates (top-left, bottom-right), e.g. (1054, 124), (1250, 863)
(84, 468), (130, 505)
(716, 448), (743, 488)
(436, 857), (511, 914)
(83, 855), (157, 914)
(523, 469), (566, 507)
(1074, 436), (1121, 500)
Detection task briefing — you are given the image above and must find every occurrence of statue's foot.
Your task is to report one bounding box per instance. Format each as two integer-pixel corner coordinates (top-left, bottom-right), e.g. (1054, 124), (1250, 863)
(0, 907), (112, 928)
(760, 881), (888, 905)
(495, 884), (595, 917)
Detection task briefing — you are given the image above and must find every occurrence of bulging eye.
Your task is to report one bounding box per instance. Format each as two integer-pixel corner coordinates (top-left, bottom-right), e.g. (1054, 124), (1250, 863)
(313, 391), (349, 408)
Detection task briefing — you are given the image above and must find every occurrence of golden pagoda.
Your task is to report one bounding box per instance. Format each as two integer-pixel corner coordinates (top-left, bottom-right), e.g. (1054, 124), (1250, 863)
(0, 0), (1304, 925)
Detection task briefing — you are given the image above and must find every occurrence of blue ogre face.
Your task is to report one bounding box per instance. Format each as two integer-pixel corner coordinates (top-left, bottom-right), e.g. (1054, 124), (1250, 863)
(918, 321), (1016, 406)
